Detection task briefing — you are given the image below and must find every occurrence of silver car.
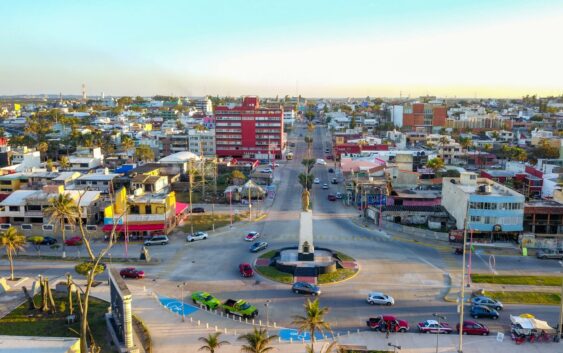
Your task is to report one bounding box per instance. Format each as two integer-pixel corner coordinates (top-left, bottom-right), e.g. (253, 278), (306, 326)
(536, 248), (563, 260)
(366, 292), (395, 306)
(144, 235), (169, 246)
(186, 231), (208, 242)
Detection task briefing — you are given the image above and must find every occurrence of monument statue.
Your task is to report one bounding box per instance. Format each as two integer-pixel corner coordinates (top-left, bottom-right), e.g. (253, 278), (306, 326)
(301, 189), (310, 212)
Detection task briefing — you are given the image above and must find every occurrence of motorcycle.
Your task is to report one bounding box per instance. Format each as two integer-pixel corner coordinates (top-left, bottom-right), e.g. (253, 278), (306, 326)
(454, 247), (463, 255)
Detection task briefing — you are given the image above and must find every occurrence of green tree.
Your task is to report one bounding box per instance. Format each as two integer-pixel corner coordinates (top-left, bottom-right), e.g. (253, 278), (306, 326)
(301, 159), (316, 173)
(237, 327), (278, 353)
(426, 157), (445, 173)
(134, 144), (155, 162)
(349, 116), (356, 129)
(459, 137), (472, 150)
(59, 156), (70, 170)
(533, 139), (559, 159)
(230, 170), (246, 185)
(0, 227), (26, 280)
(176, 120), (185, 131)
(121, 135), (135, 155)
(37, 141), (49, 161)
(44, 193), (79, 258)
(291, 298), (332, 353)
(483, 143), (493, 152)
(198, 332), (230, 353)
(299, 173), (314, 190)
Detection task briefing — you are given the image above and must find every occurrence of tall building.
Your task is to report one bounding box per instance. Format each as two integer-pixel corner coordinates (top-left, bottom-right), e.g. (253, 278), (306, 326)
(194, 97), (213, 115)
(442, 172), (525, 242)
(215, 96), (284, 159)
(403, 103), (446, 132)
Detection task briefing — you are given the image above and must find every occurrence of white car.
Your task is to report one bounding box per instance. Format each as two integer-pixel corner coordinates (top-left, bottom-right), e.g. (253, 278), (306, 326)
(314, 178), (320, 184)
(322, 183), (329, 189)
(261, 168), (273, 174)
(316, 159), (327, 165)
(366, 292), (395, 306)
(186, 231), (208, 242)
(245, 231), (260, 241)
(268, 162), (280, 167)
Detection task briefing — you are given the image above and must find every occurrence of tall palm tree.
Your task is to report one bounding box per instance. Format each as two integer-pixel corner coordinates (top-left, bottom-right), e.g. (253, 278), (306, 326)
(237, 327), (278, 353)
(198, 332), (229, 353)
(45, 193), (79, 258)
(292, 298), (332, 353)
(121, 136), (135, 156)
(306, 341), (344, 353)
(59, 156), (70, 170)
(0, 227), (26, 280)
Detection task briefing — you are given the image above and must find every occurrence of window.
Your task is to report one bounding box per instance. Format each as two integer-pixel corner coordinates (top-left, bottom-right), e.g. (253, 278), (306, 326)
(86, 225), (97, 231)
(9, 206), (19, 212)
(21, 224), (32, 230)
(42, 224), (54, 231)
(470, 216), (480, 222)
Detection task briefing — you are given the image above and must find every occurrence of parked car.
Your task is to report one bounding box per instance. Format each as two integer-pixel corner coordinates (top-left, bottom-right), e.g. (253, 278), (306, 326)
(328, 168), (334, 173)
(366, 315), (409, 332)
(471, 296), (503, 311)
(536, 248), (563, 259)
(314, 178), (320, 184)
(470, 305), (499, 320)
(192, 207), (205, 213)
(331, 178), (338, 184)
(322, 183), (329, 189)
(186, 231), (208, 242)
(261, 168), (273, 174)
(326, 155), (333, 160)
(336, 192), (343, 199)
(316, 159), (326, 165)
(327, 194), (336, 201)
(191, 291), (221, 310)
(268, 162), (280, 167)
(325, 149), (330, 154)
(221, 299), (258, 318)
(239, 263), (254, 277)
(417, 320), (453, 334)
(41, 236), (57, 245)
(456, 320), (490, 335)
(144, 235), (169, 246)
(245, 231), (260, 241)
(65, 236), (82, 246)
(291, 282), (321, 295)
(250, 241), (268, 252)
(120, 267), (145, 279)
(366, 292), (394, 306)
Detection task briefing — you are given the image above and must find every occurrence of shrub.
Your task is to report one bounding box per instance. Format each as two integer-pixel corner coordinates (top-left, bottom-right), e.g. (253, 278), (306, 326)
(74, 262), (105, 276)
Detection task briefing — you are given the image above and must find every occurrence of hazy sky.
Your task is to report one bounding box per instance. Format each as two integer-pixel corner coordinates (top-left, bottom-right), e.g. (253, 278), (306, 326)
(1, 0), (562, 98)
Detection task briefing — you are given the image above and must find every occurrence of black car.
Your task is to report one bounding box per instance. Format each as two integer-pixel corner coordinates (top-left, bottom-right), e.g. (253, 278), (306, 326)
(41, 236), (57, 245)
(328, 168), (334, 173)
(470, 305), (499, 320)
(291, 282), (321, 295)
(192, 207), (205, 213)
(250, 241), (268, 253)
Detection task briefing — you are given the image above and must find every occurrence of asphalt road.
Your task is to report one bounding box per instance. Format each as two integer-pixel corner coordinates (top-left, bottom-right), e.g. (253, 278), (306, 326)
(2, 122), (561, 333)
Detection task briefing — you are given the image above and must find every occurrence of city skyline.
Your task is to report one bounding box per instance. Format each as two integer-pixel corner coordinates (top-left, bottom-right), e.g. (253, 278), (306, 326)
(1, 0), (562, 98)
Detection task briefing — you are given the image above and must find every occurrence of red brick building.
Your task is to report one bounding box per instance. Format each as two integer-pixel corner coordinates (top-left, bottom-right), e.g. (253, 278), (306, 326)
(215, 96), (284, 159)
(403, 103), (447, 131)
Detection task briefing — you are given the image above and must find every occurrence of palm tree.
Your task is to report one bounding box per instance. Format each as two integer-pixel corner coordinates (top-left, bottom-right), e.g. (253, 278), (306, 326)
(0, 227), (26, 280)
(121, 136), (135, 155)
(292, 298), (332, 353)
(306, 341), (344, 353)
(59, 156), (70, 170)
(45, 193), (79, 258)
(237, 327), (278, 353)
(426, 157), (445, 174)
(198, 332), (229, 353)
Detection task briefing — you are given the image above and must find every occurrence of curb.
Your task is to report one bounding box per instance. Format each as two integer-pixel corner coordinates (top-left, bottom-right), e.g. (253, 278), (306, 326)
(441, 273), (457, 303)
(318, 262), (361, 287)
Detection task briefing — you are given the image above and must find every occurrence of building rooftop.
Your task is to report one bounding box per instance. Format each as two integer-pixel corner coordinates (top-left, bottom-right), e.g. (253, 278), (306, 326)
(76, 173), (119, 181)
(482, 170), (515, 178)
(158, 151), (200, 163)
(0, 335), (79, 353)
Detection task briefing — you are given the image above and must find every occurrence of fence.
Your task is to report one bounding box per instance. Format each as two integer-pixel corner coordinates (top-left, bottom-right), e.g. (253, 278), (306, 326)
(380, 220), (450, 242)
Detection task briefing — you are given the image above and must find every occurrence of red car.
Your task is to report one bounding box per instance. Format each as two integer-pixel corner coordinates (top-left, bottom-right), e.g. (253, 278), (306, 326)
(417, 320), (453, 334)
(326, 155), (333, 160)
(64, 236), (82, 246)
(327, 194), (336, 201)
(456, 320), (489, 335)
(120, 267), (145, 279)
(366, 315), (409, 332)
(239, 263), (254, 277)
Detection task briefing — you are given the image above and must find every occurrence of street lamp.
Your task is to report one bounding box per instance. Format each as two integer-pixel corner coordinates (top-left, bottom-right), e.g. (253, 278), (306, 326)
(177, 282), (186, 322)
(388, 342), (401, 353)
(264, 299), (271, 327)
(557, 261), (563, 341)
(433, 313), (447, 353)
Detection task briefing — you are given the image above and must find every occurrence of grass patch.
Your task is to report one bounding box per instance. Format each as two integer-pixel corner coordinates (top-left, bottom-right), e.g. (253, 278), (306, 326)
(180, 212), (248, 233)
(0, 293), (111, 352)
(318, 268), (358, 284)
(486, 291), (560, 305)
(133, 314), (152, 353)
(255, 266), (294, 284)
(258, 250), (277, 259)
(471, 274), (561, 286)
(334, 251), (354, 261)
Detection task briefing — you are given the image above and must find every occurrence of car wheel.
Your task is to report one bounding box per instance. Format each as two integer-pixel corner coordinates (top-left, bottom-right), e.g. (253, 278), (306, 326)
(399, 328), (406, 333)
(294, 290), (299, 294)
(386, 302), (392, 306)
(473, 315), (478, 319)
(483, 332), (489, 336)
(192, 299), (196, 304)
(446, 331), (451, 334)
(206, 305), (210, 310)
(540, 256), (547, 259)
(161, 242), (166, 245)
(425, 331), (430, 334)
(492, 316), (498, 320)
(189, 239), (194, 242)
(368, 301), (374, 305)
(121, 275), (126, 279)
(495, 306), (502, 311)
(463, 331), (467, 335)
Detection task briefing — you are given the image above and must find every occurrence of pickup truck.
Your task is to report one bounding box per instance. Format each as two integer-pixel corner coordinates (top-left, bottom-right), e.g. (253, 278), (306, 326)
(222, 299), (258, 318)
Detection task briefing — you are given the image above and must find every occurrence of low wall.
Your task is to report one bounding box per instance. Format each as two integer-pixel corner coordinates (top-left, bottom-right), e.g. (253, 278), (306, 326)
(380, 220), (449, 242)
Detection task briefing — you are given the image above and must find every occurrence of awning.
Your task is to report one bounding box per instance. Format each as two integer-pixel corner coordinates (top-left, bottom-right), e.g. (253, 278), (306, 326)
(175, 202), (189, 215)
(102, 224), (165, 232)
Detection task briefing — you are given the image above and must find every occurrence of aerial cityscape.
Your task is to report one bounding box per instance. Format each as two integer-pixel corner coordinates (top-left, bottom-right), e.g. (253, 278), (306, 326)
(0, 1), (563, 353)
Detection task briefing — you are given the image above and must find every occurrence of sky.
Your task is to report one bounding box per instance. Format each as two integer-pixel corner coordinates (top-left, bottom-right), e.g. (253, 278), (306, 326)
(1, 0), (562, 98)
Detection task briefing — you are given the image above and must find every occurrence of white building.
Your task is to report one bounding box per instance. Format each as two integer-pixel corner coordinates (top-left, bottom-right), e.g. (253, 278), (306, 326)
(388, 105), (404, 128)
(441, 172), (525, 238)
(68, 146), (104, 172)
(283, 109), (296, 127)
(193, 97), (213, 115)
(188, 129), (215, 157)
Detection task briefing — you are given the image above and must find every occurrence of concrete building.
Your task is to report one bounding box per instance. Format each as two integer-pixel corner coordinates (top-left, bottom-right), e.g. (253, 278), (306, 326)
(402, 103), (447, 132)
(442, 172), (525, 242)
(193, 96), (213, 115)
(215, 96), (284, 159)
(188, 129), (215, 157)
(67, 146), (104, 172)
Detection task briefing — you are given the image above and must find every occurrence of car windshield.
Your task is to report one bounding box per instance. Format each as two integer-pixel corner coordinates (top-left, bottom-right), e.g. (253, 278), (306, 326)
(202, 294), (212, 301)
(240, 303), (251, 310)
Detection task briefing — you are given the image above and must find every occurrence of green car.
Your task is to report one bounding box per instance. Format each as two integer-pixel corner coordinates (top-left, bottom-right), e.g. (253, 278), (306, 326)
(191, 291), (221, 310)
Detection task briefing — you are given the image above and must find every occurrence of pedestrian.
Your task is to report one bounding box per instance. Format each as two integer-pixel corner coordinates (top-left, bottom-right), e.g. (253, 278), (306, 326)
(386, 325), (390, 339)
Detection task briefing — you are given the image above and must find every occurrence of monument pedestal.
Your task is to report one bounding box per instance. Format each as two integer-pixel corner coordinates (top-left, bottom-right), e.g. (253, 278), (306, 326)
(298, 211), (315, 261)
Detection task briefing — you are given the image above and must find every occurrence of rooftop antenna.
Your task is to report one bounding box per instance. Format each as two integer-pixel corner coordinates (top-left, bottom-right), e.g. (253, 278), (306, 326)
(82, 83), (87, 101)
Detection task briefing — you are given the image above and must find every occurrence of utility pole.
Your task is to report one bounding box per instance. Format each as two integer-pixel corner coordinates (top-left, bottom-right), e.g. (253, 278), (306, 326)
(458, 209), (470, 353)
(248, 186), (252, 222)
(188, 160), (194, 234)
(558, 261), (563, 342)
(212, 158), (217, 232)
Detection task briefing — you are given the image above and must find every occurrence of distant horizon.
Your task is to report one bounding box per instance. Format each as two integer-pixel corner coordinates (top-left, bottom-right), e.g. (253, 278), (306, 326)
(1, 1), (562, 98)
